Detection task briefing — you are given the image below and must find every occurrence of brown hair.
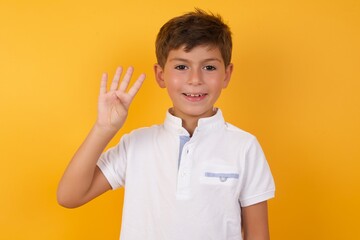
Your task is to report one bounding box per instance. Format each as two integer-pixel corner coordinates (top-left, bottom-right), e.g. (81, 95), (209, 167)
(155, 8), (232, 68)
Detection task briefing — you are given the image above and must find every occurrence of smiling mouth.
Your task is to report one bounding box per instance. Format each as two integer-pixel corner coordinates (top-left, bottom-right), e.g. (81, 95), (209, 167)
(182, 93), (207, 97)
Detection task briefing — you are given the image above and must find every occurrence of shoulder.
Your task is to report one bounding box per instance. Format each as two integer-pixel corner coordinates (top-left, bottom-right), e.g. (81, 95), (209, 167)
(223, 122), (257, 143)
(129, 124), (161, 135)
(209, 121), (261, 156)
(123, 124), (163, 142)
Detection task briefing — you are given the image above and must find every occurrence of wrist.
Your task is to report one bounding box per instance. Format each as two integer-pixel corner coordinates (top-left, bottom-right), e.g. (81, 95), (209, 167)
(92, 123), (118, 139)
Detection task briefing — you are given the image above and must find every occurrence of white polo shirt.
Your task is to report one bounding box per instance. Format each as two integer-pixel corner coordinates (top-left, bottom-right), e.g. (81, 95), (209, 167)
(97, 109), (275, 240)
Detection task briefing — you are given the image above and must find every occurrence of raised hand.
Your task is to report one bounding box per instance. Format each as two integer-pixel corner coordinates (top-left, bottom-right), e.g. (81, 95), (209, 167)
(96, 66), (145, 133)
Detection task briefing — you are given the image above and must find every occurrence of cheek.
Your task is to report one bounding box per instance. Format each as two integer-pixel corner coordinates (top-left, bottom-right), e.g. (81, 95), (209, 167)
(164, 74), (183, 89)
(164, 76), (181, 98)
(208, 78), (225, 91)
(212, 73), (228, 88)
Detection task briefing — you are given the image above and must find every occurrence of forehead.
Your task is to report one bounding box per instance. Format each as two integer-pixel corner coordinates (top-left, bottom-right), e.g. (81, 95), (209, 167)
(167, 45), (224, 63)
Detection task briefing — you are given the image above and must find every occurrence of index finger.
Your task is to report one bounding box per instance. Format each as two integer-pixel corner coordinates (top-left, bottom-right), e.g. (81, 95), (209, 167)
(127, 73), (146, 97)
(99, 72), (108, 95)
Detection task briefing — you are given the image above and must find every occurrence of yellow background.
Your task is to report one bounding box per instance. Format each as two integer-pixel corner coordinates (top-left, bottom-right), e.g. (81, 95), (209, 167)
(1, 0), (359, 239)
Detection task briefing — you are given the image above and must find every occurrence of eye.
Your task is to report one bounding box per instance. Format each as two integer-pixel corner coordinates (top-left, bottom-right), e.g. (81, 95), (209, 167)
(203, 65), (216, 71)
(175, 65), (188, 70)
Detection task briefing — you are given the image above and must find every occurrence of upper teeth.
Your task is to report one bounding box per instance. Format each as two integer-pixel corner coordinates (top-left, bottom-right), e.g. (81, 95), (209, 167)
(185, 93), (204, 97)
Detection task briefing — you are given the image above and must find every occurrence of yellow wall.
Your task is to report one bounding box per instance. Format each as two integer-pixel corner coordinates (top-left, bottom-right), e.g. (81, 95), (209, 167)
(1, 0), (359, 239)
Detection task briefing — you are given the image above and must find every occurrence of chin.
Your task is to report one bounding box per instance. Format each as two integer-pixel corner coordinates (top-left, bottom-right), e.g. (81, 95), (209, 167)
(180, 107), (215, 118)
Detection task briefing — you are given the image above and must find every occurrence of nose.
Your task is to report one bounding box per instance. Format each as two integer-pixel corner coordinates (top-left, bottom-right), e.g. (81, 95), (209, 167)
(187, 69), (203, 85)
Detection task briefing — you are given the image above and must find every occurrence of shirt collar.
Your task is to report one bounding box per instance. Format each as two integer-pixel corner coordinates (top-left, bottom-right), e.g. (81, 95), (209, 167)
(163, 108), (225, 136)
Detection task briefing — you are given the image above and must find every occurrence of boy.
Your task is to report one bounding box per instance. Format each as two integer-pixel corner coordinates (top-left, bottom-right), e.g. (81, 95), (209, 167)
(57, 9), (275, 240)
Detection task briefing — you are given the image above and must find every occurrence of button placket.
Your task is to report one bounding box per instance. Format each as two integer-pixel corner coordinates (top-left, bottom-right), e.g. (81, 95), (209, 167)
(176, 144), (193, 198)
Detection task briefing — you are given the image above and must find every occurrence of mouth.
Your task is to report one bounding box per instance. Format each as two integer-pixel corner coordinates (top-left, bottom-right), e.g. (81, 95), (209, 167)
(182, 93), (207, 97)
(182, 93), (208, 102)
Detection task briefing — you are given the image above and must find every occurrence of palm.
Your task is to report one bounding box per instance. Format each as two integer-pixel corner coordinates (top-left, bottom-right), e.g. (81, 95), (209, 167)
(97, 66), (145, 131)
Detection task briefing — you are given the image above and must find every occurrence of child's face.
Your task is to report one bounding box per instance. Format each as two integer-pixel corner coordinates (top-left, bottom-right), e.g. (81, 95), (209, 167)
(154, 45), (233, 121)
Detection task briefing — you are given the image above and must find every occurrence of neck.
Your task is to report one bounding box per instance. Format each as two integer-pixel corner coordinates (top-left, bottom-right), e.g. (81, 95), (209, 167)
(182, 118), (198, 137)
(169, 107), (217, 137)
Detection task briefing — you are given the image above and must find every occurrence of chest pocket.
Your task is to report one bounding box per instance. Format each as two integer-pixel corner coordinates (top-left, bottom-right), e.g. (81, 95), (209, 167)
(200, 162), (240, 187)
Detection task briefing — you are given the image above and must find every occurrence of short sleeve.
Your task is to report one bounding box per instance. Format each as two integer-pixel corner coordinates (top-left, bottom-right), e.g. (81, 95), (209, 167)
(97, 134), (129, 190)
(239, 137), (275, 207)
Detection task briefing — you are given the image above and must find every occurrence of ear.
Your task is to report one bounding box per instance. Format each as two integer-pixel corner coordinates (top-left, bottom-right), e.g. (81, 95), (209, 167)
(222, 63), (233, 89)
(154, 64), (166, 88)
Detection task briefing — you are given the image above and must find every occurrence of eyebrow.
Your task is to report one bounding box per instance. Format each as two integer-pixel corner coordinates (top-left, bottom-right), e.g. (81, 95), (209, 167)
(169, 57), (222, 63)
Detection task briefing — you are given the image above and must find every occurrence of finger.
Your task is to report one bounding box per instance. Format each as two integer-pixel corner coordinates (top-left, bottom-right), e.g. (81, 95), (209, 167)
(127, 73), (146, 97)
(99, 73), (108, 95)
(110, 66), (123, 91)
(118, 66), (134, 92)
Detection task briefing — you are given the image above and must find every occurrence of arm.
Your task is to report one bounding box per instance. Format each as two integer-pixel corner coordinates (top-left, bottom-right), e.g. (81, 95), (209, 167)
(242, 201), (270, 240)
(57, 66), (145, 208)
